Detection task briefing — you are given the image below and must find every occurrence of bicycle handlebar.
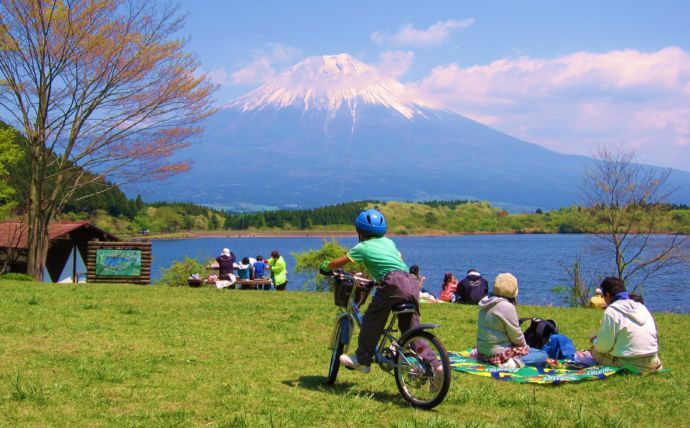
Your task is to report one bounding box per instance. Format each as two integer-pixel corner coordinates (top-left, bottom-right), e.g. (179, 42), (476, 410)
(332, 269), (377, 290)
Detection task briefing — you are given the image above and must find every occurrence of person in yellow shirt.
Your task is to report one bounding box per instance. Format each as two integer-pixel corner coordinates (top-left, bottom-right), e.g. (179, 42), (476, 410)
(588, 288), (607, 310)
(268, 250), (288, 291)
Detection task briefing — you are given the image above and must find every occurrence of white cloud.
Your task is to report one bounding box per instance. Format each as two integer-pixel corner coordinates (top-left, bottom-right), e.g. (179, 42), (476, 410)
(206, 68), (229, 85)
(411, 47), (690, 171)
(377, 50), (414, 78)
(230, 58), (276, 85)
(371, 19), (474, 48)
(265, 43), (302, 63)
(218, 43), (304, 86)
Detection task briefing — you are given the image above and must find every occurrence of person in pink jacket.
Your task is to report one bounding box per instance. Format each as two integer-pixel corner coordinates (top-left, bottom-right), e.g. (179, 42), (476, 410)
(439, 272), (457, 302)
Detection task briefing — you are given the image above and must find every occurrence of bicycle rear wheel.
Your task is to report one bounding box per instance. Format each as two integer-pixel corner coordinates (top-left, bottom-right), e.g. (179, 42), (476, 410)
(327, 318), (348, 385)
(394, 331), (451, 409)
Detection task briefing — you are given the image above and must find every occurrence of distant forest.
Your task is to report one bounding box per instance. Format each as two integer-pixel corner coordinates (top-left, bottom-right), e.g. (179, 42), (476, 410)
(50, 192), (690, 237)
(1, 136), (687, 237)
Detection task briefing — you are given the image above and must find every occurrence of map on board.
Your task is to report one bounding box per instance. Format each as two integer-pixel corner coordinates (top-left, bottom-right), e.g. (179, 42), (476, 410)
(95, 249), (142, 276)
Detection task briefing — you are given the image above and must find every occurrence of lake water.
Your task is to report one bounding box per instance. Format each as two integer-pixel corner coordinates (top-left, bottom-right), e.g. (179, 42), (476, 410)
(149, 234), (689, 313)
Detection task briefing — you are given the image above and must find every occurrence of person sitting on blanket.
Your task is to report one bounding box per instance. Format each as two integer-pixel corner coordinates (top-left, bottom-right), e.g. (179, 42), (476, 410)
(588, 288), (607, 310)
(439, 272), (458, 303)
(579, 277), (663, 374)
(410, 265), (437, 303)
(475, 273), (548, 368)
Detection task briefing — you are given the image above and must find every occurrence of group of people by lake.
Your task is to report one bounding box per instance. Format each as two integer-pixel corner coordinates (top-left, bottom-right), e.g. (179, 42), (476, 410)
(410, 265), (663, 374)
(410, 267), (488, 304)
(469, 273), (662, 373)
(214, 248), (288, 290)
(319, 208), (663, 376)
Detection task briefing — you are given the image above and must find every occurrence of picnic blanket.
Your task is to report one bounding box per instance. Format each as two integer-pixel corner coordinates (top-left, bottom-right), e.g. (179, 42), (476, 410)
(449, 350), (623, 384)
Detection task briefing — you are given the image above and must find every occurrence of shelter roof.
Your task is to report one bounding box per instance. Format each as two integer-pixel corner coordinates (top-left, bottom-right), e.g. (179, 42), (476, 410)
(0, 221), (118, 249)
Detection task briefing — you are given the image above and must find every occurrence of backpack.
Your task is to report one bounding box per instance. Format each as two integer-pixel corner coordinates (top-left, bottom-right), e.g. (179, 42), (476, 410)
(519, 317), (559, 349)
(542, 334), (577, 360)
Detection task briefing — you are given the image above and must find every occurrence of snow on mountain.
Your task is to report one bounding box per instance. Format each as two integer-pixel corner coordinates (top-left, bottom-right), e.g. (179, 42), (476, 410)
(227, 53), (433, 121)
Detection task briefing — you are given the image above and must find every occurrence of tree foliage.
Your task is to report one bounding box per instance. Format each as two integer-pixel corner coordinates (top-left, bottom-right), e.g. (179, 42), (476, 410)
(0, 124), (20, 219)
(71, 196), (688, 238)
(158, 256), (206, 287)
(0, 0), (216, 278)
(292, 239), (368, 291)
(224, 201), (372, 230)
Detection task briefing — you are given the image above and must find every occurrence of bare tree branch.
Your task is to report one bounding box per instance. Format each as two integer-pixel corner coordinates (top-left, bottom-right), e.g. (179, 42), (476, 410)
(580, 146), (689, 295)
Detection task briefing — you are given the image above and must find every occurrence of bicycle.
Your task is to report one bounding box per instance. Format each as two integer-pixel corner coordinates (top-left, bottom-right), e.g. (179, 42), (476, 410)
(324, 269), (451, 409)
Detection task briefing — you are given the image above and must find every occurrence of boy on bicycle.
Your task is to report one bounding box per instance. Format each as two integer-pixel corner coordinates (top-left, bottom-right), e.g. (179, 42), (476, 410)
(321, 208), (420, 373)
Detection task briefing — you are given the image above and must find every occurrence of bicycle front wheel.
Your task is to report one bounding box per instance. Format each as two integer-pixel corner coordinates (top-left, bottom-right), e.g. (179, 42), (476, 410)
(394, 331), (451, 409)
(327, 318), (348, 385)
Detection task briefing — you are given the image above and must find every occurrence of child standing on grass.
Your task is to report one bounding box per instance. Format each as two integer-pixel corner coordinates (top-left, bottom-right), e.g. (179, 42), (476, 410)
(320, 208), (421, 373)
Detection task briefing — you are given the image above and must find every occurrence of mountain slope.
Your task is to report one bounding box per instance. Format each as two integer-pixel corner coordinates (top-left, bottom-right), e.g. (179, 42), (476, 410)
(153, 54), (689, 210)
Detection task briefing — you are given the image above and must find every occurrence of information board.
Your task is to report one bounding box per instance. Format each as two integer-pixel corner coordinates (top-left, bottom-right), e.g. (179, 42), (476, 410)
(95, 249), (142, 276)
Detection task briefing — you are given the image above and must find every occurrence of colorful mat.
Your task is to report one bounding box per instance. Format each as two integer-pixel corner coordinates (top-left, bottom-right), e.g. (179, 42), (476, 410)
(449, 350), (623, 384)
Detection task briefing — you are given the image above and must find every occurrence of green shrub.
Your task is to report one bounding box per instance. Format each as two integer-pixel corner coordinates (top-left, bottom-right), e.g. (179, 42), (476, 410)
(158, 257), (206, 287)
(0, 273), (34, 282)
(292, 239), (368, 290)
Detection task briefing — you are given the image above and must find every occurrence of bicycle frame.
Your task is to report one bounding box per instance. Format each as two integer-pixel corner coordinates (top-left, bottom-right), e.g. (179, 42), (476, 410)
(328, 272), (438, 371)
(326, 269), (451, 409)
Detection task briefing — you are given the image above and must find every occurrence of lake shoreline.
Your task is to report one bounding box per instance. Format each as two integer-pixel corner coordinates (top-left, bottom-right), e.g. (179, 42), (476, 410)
(125, 230), (552, 240)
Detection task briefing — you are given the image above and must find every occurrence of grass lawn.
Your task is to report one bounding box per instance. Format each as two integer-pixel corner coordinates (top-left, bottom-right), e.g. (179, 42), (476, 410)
(0, 281), (687, 427)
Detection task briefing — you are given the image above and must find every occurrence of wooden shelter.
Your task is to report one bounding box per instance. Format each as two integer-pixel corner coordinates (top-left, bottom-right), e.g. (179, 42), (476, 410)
(0, 221), (119, 282)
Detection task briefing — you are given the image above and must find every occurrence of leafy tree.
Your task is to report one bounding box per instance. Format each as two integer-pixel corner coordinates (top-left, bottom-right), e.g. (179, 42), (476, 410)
(0, 125), (20, 219)
(158, 257), (206, 287)
(182, 215), (195, 231)
(0, 0), (216, 279)
(580, 147), (689, 293)
(208, 213), (219, 230)
(293, 240), (367, 291)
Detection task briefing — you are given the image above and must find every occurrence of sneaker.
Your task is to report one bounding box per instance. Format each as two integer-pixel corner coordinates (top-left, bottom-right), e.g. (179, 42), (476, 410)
(429, 365), (445, 393)
(339, 354), (370, 374)
(500, 358), (525, 369)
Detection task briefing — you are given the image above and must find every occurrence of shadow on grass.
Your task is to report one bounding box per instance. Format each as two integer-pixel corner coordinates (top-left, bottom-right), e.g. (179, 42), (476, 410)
(283, 375), (419, 409)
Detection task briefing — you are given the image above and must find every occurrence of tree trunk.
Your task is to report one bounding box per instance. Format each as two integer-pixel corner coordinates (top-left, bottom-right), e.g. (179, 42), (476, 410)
(25, 202), (52, 281)
(25, 142), (54, 281)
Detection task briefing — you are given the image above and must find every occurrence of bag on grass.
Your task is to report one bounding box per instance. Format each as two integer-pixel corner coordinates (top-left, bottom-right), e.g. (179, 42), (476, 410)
(519, 317), (559, 349)
(542, 334), (577, 360)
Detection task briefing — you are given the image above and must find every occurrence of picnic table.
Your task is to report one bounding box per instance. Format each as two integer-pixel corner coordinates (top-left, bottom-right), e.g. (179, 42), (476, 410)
(205, 262), (272, 289)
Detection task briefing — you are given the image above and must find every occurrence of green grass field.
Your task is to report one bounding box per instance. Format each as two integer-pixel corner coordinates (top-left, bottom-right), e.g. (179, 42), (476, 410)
(0, 281), (687, 427)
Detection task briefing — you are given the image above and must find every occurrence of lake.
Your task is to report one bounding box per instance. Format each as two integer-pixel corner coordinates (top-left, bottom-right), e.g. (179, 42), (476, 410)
(150, 234), (689, 313)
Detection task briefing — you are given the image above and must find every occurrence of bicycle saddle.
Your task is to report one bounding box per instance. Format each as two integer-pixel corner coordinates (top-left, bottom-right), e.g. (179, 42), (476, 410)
(392, 302), (417, 312)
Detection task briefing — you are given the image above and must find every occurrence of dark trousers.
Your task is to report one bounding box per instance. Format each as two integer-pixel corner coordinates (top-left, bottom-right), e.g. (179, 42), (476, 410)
(356, 271), (420, 365)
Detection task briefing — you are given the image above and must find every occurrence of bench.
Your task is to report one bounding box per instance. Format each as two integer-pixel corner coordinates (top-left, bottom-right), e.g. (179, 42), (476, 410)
(235, 278), (272, 290)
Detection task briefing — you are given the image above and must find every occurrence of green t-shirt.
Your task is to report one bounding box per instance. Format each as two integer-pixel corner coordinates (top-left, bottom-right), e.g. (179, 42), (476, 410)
(346, 237), (408, 281)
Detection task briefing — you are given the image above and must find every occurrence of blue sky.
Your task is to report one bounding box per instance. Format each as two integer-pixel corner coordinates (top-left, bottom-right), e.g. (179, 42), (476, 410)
(179, 1), (690, 171)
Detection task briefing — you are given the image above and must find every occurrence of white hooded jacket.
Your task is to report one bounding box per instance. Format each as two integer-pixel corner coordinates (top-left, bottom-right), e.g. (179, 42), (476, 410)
(593, 299), (659, 358)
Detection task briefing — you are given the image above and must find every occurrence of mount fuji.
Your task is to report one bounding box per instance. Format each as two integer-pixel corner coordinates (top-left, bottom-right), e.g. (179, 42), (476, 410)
(153, 54), (690, 211)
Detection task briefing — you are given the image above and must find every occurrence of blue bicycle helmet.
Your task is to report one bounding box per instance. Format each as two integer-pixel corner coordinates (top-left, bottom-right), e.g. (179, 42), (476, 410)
(354, 209), (387, 237)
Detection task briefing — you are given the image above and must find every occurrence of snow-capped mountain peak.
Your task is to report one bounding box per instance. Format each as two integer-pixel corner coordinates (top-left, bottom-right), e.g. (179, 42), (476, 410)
(228, 54), (432, 120)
